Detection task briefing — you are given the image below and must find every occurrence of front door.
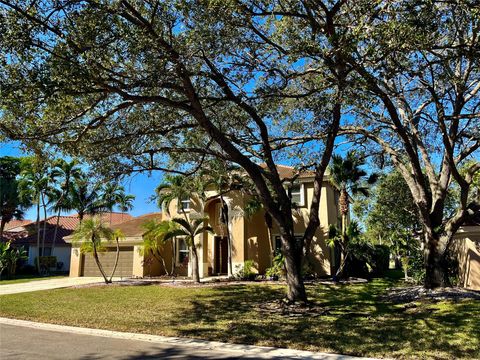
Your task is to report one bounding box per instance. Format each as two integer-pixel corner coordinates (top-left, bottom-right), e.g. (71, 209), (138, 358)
(214, 236), (228, 275)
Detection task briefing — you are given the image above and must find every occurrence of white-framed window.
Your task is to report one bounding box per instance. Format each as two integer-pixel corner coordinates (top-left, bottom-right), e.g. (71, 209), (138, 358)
(176, 237), (189, 265)
(289, 183), (305, 206)
(178, 196), (191, 212)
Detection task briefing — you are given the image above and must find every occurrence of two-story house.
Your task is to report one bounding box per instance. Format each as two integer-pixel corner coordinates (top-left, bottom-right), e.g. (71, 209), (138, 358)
(67, 165), (343, 279)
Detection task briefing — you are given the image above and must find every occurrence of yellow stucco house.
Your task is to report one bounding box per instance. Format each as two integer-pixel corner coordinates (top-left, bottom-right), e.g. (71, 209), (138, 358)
(66, 165), (342, 279)
(453, 219), (480, 290)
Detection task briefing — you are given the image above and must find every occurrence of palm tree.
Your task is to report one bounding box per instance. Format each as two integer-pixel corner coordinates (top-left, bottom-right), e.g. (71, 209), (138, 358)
(49, 159), (82, 255)
(68, 177), (107, 223)
(163, 218), (213, 283)
(142, 219), (178, 275)
(117, 191), (135, 217)
(329, 151), (377, 278)
(155, 175), (193, 220)
(102, 183), (135, 223)
(328, 220), (362, 278)
(18, 157), (51, 272)
(72, 217), (124, 283)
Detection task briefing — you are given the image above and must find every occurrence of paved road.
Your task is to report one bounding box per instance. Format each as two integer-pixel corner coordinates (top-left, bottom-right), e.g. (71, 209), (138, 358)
(0, 277), (109, 295)
(0, 321), (369, 360)
(1, 323), (243, 359)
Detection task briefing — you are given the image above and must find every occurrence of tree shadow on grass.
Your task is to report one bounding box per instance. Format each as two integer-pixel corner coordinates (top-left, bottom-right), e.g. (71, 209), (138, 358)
(169, 281), (480, 359)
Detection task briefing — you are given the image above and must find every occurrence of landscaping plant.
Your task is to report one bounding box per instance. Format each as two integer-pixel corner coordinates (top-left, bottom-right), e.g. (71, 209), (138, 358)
(72, 217), (125, 284)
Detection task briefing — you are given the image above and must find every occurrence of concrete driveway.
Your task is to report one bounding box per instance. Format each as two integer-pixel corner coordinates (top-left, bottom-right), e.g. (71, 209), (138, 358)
(0, 277), (106, 295)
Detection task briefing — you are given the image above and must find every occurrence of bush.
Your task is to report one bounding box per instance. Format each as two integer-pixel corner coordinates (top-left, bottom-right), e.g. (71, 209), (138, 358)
(36, 256), (57, 269)
(345, 243), (390, 278)
(406, 248), (425, 283)
(0, 242), (28, 279)
(266, 254), (285, 280)
(234, 260), (256, 280)
(370, 245), (390, 276)
(17, 264), (37, 275)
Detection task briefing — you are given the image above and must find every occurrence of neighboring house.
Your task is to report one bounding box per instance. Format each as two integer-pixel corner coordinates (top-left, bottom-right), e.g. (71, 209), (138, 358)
(67, 165), (343, 279)
(2, 213), (132, 271)
(67, 213), (165, 277)
(453, 209), (480, 290)
(3, 219), (32, 232)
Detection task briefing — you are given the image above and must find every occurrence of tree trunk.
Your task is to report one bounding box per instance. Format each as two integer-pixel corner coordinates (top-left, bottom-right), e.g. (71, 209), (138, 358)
(191, 244), (200, 283)
(281, 233), (307, 304)
(51, 194), (64, 257)
(264, 212), (274, 266)
(41, 193), (47, 260)
(335, 249), (348, 279)
(267, 225), (273, 267)
(339, 188), (349, 219)
(220, 195), (233, 277)
(108, 236), (120, 282)
(171, 241), (176, 275)
(0, 219), (6, 240)
(35, 199), (41, 273)
(154, 249), (169, 276)
(424, 234), (446, 289)
(91, 235), (110, 284)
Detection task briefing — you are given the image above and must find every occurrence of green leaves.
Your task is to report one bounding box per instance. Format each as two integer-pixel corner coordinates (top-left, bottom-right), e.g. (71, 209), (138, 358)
(72, 217), (120, 253)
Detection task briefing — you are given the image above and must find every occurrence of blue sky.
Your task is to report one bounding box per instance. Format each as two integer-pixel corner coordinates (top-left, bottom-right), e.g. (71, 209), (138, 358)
(0, 141), (163, 220)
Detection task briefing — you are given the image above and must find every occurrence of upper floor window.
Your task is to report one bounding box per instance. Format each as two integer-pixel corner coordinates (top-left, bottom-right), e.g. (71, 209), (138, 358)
(289, 183), (305, 206)
(178, 196), (191, 212)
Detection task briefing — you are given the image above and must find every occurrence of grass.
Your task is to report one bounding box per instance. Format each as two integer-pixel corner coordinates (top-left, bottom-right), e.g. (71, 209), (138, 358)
(0, 272), (478, 359)
(0, 275), (67, 285)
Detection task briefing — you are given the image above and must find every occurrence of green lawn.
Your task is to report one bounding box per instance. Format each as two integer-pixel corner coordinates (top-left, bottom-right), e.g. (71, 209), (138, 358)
(0, 275), (67, 285)
(0, 274), (478, 359)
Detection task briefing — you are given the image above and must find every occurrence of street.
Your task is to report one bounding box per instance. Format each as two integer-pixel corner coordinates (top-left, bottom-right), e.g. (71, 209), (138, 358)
(0, 322), (365, 360)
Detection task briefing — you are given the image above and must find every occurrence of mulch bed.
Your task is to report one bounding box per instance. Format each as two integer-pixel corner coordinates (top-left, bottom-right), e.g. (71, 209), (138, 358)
(382, 285), (480, 303)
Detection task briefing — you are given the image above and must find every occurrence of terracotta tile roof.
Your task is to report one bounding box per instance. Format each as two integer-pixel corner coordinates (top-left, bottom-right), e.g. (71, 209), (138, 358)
(259, 164), (322, 180)
(111, 213), (163, 237)
(2, 212), (132, 247)
(3, 219), (33, 231)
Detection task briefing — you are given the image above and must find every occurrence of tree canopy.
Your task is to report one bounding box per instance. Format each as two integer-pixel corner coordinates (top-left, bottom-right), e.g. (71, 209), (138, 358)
(1, 0), (478, 295)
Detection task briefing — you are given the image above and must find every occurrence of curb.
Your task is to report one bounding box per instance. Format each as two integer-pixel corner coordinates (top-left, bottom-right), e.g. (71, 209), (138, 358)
(0, 317), (377, 359)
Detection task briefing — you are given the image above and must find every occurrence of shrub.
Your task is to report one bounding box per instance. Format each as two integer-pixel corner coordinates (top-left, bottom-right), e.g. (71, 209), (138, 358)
(370, 245), (390, 276)
(234, 260), (256, 280)
(345, 243), (390, 278)
(37, 256), (57, 269)
(17, 264), (36, 275)
(0, 242), (28, 279)
(266, 254), (285, 280)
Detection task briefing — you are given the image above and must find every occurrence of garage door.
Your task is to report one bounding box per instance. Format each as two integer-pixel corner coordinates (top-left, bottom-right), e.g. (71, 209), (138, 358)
(82, 247), (134, 277)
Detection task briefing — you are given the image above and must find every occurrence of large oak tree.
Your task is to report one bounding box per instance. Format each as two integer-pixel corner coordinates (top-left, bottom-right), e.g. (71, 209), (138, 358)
(0, 0), (353, 303)
(245, 0), (479, 288)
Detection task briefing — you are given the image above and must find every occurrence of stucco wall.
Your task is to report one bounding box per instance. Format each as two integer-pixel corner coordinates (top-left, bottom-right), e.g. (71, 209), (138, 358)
(453, 227), (480, 290)
(245, 206), (271, 274)
(158, 179), (339, 278)
(69, 247), (81, 277)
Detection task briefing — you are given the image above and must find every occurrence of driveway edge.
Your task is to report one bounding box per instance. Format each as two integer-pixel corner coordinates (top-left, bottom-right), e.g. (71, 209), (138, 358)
(0, 317), (377, 359)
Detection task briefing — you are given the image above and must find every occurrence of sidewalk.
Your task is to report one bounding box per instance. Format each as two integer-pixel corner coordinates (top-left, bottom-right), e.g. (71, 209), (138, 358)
(0, 277), (106, 295)
(0, 317), (380, 359)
